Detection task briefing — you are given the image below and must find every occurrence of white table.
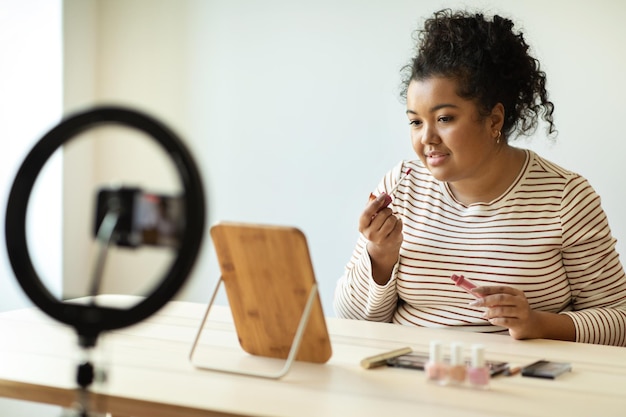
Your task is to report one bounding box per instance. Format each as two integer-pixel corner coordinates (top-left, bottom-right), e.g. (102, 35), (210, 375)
(1, 295), (625, 416)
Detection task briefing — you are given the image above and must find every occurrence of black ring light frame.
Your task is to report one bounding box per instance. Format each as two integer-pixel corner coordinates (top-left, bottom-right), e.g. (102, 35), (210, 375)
(5, 106), (205, 348)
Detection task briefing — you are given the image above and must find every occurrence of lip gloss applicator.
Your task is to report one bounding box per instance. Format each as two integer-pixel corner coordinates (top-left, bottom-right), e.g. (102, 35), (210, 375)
(369, 168), (413, 210)
(386, 168), (413, 197)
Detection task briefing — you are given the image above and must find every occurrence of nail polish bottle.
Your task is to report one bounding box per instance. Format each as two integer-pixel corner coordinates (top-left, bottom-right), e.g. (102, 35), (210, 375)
(425, 340), (448, 385)
(448, 342), (466, 385)
(468, 344), (490, 389)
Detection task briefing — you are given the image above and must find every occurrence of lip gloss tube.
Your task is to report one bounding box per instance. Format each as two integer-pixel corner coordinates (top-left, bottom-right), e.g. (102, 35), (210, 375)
(468, 344), (490, 389)
(448, 342), (466, 385)
(451, 274), (478, 296)
(425, 340), (448, 385)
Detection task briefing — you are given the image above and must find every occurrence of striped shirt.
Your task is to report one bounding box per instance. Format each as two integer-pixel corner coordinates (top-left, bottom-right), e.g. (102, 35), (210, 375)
(333, 150), (626, 346)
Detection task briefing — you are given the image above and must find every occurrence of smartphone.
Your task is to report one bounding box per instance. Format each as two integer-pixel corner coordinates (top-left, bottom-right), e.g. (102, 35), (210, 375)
(94, 187), (184, 248)
(521, 360), (571, 379)
(386, 353), (509, 376)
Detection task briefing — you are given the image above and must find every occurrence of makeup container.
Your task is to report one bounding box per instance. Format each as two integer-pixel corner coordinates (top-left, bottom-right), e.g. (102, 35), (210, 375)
(425, 340), (448, 385)
(448, 342), (466, 385)
(468, 344), (490, 389)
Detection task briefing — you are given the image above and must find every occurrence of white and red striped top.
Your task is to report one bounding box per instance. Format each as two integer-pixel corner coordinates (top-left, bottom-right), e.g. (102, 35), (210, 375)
(334, 150), (626, 346)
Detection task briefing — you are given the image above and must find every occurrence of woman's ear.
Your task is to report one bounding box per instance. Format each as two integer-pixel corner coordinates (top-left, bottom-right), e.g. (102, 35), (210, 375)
(490, 103), (505, 131)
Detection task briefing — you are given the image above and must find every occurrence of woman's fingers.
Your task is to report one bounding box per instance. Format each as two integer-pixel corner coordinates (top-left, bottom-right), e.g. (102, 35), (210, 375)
(470, 286), (529, 318)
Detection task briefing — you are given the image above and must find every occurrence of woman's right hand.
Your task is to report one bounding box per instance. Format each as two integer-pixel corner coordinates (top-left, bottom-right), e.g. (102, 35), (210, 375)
(359, 193), (404, 285)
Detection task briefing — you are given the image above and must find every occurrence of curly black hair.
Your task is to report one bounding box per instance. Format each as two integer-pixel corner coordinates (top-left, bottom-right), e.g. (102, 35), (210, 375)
(400, 9), (556, 139)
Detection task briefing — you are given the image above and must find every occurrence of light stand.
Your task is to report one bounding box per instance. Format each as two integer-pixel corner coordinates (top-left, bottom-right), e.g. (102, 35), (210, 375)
(5, 106), (206, 415)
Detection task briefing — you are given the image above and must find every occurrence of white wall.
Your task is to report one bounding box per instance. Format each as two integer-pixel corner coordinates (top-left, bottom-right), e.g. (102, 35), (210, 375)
(0, 1), (63, 415)
(62, 0), (626, 317)
(0, 0), (63, 311)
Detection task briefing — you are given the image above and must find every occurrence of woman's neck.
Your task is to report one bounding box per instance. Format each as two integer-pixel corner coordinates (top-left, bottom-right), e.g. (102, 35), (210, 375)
(447, 146), (527, 205)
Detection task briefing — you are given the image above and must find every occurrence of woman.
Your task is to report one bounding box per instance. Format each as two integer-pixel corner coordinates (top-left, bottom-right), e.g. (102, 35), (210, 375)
(333, 9), (626, 346)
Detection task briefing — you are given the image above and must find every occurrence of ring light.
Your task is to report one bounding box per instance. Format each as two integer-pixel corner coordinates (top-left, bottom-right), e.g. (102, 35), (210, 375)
(5, 106), (206, 348)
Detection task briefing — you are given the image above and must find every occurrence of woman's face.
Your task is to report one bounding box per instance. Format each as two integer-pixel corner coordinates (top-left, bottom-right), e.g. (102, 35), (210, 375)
(406, 77), (500, 184)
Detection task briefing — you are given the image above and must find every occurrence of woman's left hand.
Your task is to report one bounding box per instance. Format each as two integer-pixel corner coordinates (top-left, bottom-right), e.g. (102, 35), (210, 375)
(469, 286), (539, 340)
